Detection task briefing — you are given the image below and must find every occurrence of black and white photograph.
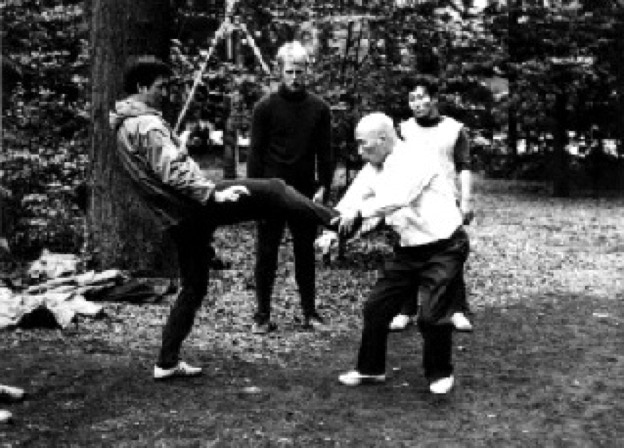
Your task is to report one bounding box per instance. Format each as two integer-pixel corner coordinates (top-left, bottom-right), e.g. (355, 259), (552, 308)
(1, 0), (623, 446)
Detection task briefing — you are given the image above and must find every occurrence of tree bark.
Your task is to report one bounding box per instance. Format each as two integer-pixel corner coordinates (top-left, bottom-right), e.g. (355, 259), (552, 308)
(88, 0), (176, 275)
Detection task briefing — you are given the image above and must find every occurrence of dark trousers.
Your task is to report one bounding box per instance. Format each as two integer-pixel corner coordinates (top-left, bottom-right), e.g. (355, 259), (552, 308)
(158, 222), (211, 368)
(399, 270), (470, 316)
(399, 199), (471, 317)
(356, 228), (469, 381)
(204, 179), (337, 228)
(255, 216), (318, 323)
(157, 178), (338, 368)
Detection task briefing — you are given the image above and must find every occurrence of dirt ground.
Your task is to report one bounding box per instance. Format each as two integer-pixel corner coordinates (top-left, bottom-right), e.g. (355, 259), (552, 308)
(1, 180), (623, 447)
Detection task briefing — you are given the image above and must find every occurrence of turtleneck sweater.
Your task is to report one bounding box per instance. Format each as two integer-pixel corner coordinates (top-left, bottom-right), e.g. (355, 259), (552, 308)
(247, 84), (333, 196)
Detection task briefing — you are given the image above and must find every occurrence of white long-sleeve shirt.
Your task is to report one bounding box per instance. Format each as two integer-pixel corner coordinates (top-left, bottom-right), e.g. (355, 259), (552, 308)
(336, 140), (462, 247)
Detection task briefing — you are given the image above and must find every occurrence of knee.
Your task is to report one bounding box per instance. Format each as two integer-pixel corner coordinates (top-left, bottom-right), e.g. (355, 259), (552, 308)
(268, 178), (287, 191)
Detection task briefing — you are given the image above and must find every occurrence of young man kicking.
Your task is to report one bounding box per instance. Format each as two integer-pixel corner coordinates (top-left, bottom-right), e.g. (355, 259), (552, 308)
(110, 57), (342, 380)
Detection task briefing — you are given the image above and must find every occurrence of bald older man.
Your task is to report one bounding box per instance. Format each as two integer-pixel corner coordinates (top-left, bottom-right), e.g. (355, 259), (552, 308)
(247, 41), (333, 334)
(319, 113), (469, 394)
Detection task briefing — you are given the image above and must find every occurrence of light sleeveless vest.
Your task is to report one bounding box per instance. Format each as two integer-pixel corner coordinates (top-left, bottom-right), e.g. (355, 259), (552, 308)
(399, 116), (463, 199)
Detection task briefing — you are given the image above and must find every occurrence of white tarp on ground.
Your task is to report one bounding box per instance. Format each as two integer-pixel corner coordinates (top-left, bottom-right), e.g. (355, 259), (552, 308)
(0, 287), (102, 329)
(0, 251), (169, 330)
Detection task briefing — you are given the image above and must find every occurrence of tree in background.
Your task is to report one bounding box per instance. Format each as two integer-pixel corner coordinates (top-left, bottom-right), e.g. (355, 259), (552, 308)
(507, 0), (624, 196)
(4, 0), (623, 270)
(1, 0), (90, 258)
(88, 0), (176, 273)
(168, 0), (508, 184)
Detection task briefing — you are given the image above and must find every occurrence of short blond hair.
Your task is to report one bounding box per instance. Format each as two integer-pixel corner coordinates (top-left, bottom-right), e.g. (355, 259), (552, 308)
(276, 41), (309, 66)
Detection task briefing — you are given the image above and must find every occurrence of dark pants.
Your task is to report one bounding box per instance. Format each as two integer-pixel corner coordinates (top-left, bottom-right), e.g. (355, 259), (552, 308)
(157, 178), (338, 368)
(399, 271), (470, 316)
(356, 228), (469, 381)
(398, 199), (471, 317)
(254, 215), (318, 323)
(158, 222), (211, 368)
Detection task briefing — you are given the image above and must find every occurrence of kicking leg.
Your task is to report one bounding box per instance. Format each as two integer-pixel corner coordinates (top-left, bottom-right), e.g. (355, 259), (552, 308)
(206, 179), (338, 228)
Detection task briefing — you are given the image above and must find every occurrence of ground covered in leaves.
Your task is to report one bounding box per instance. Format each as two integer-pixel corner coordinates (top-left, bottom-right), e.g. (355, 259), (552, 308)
(1, 179), (623, 447)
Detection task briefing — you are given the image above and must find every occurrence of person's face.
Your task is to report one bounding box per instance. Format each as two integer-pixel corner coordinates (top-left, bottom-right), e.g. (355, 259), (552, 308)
(280, 58), (308, 93)
(355, 126), (390, 168)
(139, 76), (169, 109)
(408, 85), (438, 119)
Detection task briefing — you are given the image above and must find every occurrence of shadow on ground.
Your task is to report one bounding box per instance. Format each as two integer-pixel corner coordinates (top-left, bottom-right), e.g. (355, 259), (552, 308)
(1, 292), (622, 447)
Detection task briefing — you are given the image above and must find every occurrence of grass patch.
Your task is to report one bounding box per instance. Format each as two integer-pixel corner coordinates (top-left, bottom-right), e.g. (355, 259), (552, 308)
(1, 178), (623, 447)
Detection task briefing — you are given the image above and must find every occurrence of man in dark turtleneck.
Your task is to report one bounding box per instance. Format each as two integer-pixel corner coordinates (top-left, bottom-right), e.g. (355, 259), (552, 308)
(247, 41), (333, 334)
(389, 75), (475, 333)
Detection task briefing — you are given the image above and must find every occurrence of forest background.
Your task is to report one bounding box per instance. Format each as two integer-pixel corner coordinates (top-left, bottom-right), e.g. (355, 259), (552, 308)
(1, 2), (623, 445)
(1, 0), (624, 265)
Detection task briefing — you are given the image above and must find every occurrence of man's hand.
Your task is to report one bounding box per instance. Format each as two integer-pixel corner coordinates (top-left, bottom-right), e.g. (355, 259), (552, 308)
(214, 186), (250, 203)
(359, 216), (383, 235)
(335, 209), (362, 237)
(312, 186), (326, 204)
(176, 129), (190, 158)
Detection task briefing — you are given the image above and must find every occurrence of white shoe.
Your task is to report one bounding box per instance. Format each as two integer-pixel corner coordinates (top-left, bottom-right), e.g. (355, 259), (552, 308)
(0, 409), (12, 424)
(338, 370), (386, 386)
(389, 314), (412, 331)
(0, 385), (25, 402)
(153, 361), (202, 380)
(429, 375), (454, 394)
(451, 312), (473, 332)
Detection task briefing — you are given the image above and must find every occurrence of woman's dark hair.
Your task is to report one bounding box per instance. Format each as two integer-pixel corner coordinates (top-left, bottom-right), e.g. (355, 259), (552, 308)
(122, 56), (174, 94)
(402, 74), (439, 97)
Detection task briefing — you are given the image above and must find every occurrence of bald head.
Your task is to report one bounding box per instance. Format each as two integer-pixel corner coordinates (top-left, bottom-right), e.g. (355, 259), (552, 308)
(355, 113), (398, 168)
(356, 113), (396, 139)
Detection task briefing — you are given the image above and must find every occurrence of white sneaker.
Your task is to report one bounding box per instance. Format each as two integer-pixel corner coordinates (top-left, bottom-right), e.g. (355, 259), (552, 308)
(389, 314), (412, 331)
(338, 370), (386, 386)
(0, 409), (12, 424)
(451, 312), (473, 332)
(0, 385), (25, 402)
(153, 361), (202, 380)
(429, 375), (454, 394)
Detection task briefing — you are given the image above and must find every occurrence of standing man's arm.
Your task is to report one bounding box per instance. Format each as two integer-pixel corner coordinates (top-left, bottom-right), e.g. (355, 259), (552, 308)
(313, 104), (333, 203)
(454, 128), (473, 223)
(247, 99), (270, 179)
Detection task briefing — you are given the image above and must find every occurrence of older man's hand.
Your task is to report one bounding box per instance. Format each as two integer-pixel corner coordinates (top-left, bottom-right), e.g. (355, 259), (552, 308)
(359, 216), (382, 235)
(214, 186), (250, 203)
(336, 209), (362, 237)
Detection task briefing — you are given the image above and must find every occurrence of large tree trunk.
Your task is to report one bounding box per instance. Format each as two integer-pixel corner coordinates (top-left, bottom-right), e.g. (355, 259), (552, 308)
(88, 0), (176, 275)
